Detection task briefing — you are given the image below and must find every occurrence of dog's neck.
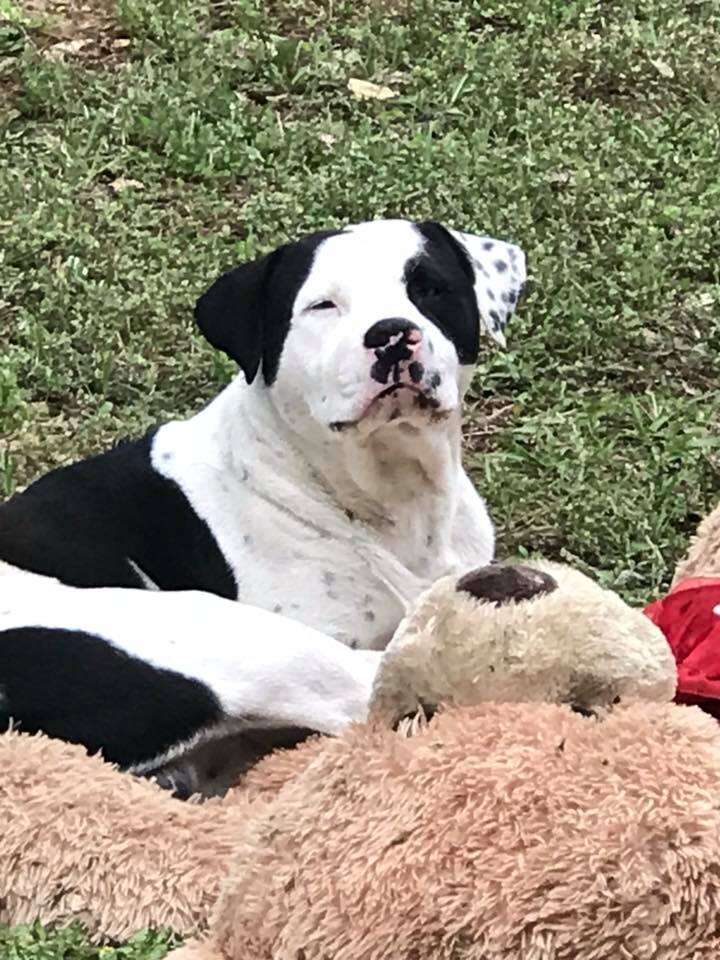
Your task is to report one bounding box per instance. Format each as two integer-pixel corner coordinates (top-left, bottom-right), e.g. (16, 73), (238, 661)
(198, 377), (463, 568)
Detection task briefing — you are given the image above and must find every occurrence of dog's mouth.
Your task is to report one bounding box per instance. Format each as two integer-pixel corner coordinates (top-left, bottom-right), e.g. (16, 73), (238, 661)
(329, 383), (447, 433)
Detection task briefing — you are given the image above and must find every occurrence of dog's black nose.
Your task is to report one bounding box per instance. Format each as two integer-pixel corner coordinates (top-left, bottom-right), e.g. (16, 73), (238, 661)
(363, 318), (422, 350)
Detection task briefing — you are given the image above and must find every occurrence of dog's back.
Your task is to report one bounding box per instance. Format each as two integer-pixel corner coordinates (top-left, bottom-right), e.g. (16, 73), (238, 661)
(0, 431), (236, 596)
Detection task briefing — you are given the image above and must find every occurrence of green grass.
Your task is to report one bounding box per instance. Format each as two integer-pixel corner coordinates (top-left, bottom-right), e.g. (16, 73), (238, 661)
(0, 924), (179, 960)
(0, 4), (719, 954)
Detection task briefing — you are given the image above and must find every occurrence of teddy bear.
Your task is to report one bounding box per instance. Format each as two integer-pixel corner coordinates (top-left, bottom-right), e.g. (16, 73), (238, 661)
(7, 550), (719, 960)
(369, 559), (675, 724)
(175, 559), (720, 960)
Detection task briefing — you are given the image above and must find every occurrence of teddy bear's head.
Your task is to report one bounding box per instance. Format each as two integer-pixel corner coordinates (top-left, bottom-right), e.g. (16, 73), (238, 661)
(370, 560), (677, 725)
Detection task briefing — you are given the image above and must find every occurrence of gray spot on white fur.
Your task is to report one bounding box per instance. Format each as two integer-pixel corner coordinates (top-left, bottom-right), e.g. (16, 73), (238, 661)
(474, 261), (489, 278)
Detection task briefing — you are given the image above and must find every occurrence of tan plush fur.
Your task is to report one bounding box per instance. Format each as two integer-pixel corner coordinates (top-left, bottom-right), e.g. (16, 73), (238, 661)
(4, 698), (720, 957)
(210, 702), (720, 960)
(672, 502), (720, 584)
(0, 728), (252, 940)
(0, 556), (714, 956)
(232, 734), (326, 801)
(170, 941), (224, 960)
(0, 725), (331, 939)
(370, 560), (677, 724)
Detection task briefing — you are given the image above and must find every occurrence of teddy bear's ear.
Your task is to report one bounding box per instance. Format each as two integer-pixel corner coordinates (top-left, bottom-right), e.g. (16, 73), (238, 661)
(456, 563), (557, 606)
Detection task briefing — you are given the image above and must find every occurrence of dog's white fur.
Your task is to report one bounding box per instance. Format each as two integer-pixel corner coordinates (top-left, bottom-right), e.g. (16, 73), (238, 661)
(0, 570), (381, 737)
(1, 220), (526, 771)
(151, 221), (523, 650)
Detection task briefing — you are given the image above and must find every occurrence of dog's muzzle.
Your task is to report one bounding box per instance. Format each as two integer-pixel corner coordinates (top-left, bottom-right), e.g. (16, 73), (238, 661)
(329, 318), (447, 432)
(364, 317), (424, 387)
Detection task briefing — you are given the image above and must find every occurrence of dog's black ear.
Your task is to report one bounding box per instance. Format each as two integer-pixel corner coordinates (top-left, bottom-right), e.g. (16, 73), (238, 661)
(194, 253), (276, 385)
(196, 229), (344, 385)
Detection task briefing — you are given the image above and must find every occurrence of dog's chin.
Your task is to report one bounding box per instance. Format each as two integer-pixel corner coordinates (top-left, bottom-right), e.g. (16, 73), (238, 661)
(329, 384), (453, 434)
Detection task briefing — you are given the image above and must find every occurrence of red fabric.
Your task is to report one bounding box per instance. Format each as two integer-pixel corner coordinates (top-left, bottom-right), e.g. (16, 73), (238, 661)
(644, 578), (720, 720)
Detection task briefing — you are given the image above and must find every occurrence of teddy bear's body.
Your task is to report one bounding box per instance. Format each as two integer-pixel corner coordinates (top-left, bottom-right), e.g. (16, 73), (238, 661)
(209, 702), (720, 960)
(5, 701), (720, 960)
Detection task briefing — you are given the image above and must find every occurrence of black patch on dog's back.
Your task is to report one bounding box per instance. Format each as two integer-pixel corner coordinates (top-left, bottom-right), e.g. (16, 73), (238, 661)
(405, 221), (480, 365)
(0, 626), (224, 769)
(0, 432), (236, 596)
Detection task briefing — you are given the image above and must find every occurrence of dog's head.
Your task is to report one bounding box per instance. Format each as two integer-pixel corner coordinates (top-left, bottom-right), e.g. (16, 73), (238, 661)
(195, 220), (526, 434)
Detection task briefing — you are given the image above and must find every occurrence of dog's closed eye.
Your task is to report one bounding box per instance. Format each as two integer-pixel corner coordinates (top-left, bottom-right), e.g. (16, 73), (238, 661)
(309, 300), (338, 311)
(407, 269), (448, 301)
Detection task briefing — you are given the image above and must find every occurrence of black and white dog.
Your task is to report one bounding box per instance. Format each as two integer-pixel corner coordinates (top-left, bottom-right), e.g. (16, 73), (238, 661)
(0, 219), (526, 795)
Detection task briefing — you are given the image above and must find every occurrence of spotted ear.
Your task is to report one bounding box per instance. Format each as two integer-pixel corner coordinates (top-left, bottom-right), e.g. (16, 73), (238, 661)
(194, 253), (276, 385)
(449, 230), (527, 347)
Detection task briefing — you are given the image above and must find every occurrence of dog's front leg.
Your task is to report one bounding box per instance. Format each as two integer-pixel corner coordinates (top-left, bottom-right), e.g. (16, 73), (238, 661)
(128, 590), (385, 797)
(1, 581), (383, 798)
(140, 619), (384, 799)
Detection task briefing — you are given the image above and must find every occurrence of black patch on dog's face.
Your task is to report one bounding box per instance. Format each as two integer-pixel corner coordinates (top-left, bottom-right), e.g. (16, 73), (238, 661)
(404, 221), (481, 365)
(194, 229), (343, 385)
(456, 563), (558, 606)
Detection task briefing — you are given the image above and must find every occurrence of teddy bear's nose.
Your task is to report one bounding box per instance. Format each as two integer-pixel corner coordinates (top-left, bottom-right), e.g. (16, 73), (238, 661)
(456, 563), (558, 606)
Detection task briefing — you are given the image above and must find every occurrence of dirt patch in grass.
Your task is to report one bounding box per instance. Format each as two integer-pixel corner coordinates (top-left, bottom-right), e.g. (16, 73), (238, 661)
(22, 0), (130, 67)
(462, 395), (516, 456)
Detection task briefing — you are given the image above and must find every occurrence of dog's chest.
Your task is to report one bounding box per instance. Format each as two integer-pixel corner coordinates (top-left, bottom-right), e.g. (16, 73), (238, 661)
(151, 443), (455, 650)
(192, 487), (429, 649)
(239, 539), (403, 650)
(227, 517), (412, 649)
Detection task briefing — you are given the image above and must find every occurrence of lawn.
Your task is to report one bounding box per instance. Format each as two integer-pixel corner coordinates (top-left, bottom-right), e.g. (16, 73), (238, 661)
(0, 0), (719, 953)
